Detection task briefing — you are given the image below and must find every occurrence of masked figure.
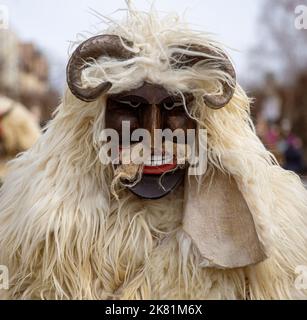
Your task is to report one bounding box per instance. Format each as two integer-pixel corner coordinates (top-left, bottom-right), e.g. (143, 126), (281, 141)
(0, 9), (307, 300)
(0, 96), (41, 183)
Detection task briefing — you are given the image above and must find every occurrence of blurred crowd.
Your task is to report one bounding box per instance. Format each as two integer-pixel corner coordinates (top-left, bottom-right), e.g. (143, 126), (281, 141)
(254, 74), (306, 175)
(257, 118), (305, 173)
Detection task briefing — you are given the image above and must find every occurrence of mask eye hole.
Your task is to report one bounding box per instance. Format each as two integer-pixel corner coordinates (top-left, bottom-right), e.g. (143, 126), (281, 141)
(106, 98), (142, 143)
(162, 101), (184, 110)
(160, 97), (184, 111)
(108, 98), (143, 110)
(161, 96), (196, 132)
(109, 94), (148, 110)
(118, 100), (142, 108)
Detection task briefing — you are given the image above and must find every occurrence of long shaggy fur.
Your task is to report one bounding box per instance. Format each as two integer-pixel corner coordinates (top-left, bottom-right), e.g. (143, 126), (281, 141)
(0, 7), (307, 300)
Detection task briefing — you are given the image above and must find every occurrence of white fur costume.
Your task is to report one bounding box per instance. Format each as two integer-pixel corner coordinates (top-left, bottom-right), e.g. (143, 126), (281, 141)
(0, 9), (307, 300)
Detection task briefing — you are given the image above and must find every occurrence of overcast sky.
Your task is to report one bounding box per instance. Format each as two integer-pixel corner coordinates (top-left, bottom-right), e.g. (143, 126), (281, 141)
(1, 0), (264, 87)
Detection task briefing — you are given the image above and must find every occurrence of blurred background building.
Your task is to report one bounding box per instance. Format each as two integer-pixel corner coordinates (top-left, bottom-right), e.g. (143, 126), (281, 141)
(0, 0), (306, 181)
(0, 28), (59, 126)
(0, 25), (60, 181)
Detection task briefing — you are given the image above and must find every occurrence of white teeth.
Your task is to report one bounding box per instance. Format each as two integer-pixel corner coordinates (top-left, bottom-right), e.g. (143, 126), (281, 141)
(143, 155), (174, 166)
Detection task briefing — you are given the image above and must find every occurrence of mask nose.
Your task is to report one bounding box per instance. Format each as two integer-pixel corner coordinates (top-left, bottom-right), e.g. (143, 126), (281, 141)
(142, 103), (162, 149)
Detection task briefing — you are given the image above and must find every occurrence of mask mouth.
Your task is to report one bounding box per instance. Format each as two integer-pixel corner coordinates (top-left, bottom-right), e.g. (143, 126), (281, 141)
(116, 145), (188, 200)
(143, 153), (177, 175)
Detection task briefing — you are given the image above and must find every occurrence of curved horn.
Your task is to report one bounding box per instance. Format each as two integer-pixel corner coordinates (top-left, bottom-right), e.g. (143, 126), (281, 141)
(67, 35), (134, 102)
(171, 44), (236, 109)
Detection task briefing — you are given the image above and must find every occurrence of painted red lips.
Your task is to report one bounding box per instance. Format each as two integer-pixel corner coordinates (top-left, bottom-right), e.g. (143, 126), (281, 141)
(143, 163), (177, 175)
(119, 147), (177, 175)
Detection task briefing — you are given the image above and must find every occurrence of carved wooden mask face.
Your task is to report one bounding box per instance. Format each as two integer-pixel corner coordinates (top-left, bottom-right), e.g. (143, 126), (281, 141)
(66, 35), (236, 199)
(105, 82), (196, 199)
